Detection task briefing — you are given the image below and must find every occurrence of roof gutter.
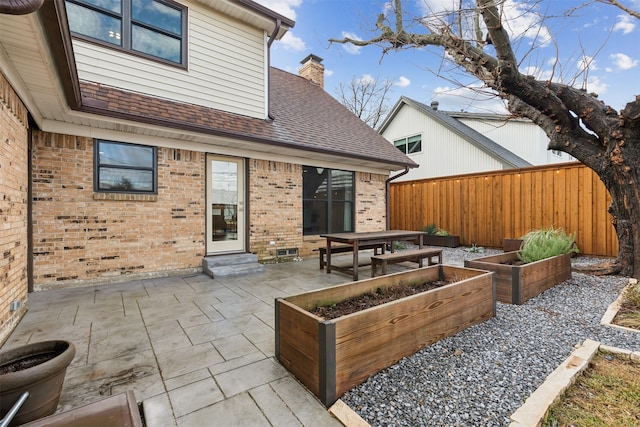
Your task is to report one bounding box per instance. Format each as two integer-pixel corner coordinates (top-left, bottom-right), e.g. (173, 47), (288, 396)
(385, 167), (410, 230)
(0, 0), (44, 15)
(266, 18), (281, 121)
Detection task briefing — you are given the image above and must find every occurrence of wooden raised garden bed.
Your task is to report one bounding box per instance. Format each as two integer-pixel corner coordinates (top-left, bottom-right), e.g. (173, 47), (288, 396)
(275, 265), (495, 406)
(464, 251), (571, 305)
(422, 234), (461, 247)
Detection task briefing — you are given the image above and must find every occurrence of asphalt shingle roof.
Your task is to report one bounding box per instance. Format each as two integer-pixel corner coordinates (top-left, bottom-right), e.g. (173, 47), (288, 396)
(78, 68), (417, 170)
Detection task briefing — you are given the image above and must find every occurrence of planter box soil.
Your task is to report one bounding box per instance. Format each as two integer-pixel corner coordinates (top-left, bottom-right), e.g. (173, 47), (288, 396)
(275, 265), (494, 406)
(465, 251), (571, 305)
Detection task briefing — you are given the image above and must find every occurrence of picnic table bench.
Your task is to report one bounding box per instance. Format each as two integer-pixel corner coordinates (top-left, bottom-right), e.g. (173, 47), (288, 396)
(319, 241), (386, 269)
(371, 248), (442, 277)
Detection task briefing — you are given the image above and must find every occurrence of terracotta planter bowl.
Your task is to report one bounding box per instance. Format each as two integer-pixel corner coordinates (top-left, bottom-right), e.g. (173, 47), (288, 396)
(0, 340), (76, 426)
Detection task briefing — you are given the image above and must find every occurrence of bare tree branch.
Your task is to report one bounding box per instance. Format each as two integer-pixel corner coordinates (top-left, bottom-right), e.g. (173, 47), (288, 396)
(329, 0), (640, 277)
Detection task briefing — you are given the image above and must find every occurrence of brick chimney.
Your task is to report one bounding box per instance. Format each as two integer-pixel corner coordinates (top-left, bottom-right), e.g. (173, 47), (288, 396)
(299, 54), (324, 88)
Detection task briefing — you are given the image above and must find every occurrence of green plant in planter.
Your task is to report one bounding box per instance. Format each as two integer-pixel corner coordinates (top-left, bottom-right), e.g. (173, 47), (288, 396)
(423, 224), (449, 236)
(518, 227), (579, 264)
(423, 224), (438, 235)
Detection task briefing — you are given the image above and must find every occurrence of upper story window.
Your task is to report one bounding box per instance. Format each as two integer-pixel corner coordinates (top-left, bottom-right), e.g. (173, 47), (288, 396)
(95, 140), (157, 193)
(394, 134), (422, 155)
(66, 0), (187, 66)
(552, 149), (563, 157)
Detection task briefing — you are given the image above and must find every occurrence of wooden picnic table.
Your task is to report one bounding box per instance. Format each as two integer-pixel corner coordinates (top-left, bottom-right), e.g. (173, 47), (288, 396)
(319, 230), (428, 281)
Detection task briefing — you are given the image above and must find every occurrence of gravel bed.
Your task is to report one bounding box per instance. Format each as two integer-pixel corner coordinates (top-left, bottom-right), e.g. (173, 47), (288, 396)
(341, 247), (640, 426)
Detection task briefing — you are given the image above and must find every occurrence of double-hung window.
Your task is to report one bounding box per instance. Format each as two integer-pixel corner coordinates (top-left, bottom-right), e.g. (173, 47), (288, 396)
(66, 0), (187, 66)
(394, 134), (422, 154)
(94, 140), (157, 193)
(303, 167), (354, 235)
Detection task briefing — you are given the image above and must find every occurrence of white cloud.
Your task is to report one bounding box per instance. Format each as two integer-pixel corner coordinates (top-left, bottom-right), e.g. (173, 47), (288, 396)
(421, 0), (459, 14)
(325, 69), (334, 77)
(417, 0), (552, 46)
(341, 32), (363, 55)
(578, 55), (598, 72)
(394, 76), (411, 88)
(581, 75), (608, 96)
(358, 74), (376, 84)
(431, 85), (508, 114)
(277, 31), (306, 51)
(521, 65), (553, 80)
(613, 15), (635, 34)
(502, 1), (552, 46)
(611, 53), (639, 70)
(253, 0), (300, 20)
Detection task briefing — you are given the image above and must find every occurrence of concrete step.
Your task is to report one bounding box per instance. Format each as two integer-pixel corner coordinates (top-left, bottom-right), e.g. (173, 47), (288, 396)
(202, 254), (265, 278)
(207, 263), (266, 278)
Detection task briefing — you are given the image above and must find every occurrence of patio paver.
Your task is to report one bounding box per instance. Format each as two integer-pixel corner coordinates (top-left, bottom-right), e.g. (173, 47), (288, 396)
(1, 255), (378, 426)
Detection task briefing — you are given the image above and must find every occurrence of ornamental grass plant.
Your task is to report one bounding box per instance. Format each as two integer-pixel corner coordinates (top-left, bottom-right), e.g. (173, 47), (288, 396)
(423, 224), (449, 236)
(518, 227), (579, 264)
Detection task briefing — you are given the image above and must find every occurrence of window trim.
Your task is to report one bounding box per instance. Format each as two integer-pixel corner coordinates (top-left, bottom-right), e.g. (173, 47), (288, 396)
(302, 167), (355, 236)
(394, 133), (422, 155)
(94, 140), (158, 195)
(66, 0), (188, 69)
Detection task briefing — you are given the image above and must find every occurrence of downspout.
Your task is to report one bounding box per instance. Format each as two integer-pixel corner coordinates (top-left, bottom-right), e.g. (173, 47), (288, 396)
(266, 18), (281, 121)
(385, 167), (410, 230)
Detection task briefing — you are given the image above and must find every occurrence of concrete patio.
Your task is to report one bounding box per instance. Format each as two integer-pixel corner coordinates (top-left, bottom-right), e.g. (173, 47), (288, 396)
(1, 255), (376, 426)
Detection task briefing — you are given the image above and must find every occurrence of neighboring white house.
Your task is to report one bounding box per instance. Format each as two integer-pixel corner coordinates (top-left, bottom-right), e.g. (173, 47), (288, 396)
(379, 96), (575, 182)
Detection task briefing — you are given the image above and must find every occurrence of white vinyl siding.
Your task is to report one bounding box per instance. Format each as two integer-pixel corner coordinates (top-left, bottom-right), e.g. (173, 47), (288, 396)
(456, 118), (571, 165)
(383, 106), (505, 182)
(71, 0), (266, 119)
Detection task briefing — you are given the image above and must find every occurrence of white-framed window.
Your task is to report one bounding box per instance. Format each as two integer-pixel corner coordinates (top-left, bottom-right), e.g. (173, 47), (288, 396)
(66, 0), (187, 66)
(394, 134), (422, 154)
(552, 149), (563, 157)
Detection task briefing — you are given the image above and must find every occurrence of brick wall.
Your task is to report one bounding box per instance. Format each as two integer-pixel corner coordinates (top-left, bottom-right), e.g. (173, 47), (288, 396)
(355, 172), (387, 231)
(297, 171), (388, 259)
(29, 133), (388, 287)
(31, 133), (205, 290)
(0, 71), (29, 345)
(249, 159), (303, 262)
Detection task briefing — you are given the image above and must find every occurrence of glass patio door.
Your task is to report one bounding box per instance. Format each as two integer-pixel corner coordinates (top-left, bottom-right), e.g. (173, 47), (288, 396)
(206, 155), (245, 254)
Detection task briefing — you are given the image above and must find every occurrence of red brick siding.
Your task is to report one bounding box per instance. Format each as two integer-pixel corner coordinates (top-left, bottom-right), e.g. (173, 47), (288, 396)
(0, 71), (29, 345)
(31, 132), (205, 290)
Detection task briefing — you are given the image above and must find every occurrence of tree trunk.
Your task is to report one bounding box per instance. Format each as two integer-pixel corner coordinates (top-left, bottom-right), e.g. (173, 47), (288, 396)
(575, 98), (640, 278)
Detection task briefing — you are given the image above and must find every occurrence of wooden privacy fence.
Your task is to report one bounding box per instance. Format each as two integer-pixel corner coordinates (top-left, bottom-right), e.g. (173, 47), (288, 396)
(389, 162), (618, 257)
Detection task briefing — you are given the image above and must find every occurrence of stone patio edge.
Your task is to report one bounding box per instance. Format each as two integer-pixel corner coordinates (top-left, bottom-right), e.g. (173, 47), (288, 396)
(329, 399), (371, 427)
(509, 338), (640, 427)
(600, 278), (639, 333)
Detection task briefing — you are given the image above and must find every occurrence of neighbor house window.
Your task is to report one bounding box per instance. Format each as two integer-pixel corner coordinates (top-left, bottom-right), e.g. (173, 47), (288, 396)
(303, 167), (354, 235)
(66, 0), (187, 66)
(95, 140), (157, 193)
(394, 134), (422, 154)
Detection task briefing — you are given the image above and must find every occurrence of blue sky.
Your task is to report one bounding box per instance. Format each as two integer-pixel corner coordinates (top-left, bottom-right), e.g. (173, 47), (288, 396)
(256, 0), (638, 114)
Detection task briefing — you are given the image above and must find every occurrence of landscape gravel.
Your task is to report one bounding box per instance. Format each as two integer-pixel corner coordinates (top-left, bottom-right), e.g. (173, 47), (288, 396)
(341, 247), (640, 426)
